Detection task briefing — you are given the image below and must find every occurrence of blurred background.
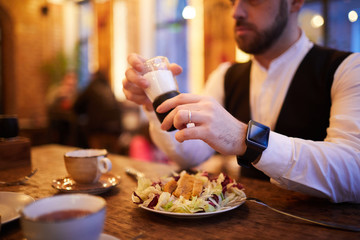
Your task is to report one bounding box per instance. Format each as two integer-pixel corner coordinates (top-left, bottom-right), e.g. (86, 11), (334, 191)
(0, 0), (359, 161)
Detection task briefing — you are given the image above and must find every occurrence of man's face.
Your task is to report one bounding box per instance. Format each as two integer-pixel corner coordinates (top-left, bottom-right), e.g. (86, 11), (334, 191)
(233, 0), (289, 54)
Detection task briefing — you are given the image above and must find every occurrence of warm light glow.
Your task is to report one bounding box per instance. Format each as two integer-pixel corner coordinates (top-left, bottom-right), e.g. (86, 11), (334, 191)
(182, 6), (196, 20)
(139, 0), (155, 59)
(236, 48), (250, 63)
(348, 10), (358, 23)
(112, 1), (128, 101)
(188, 0), (204, 94)
(47, 0), (64, 4)
(310, 14), (324, 28)
(48, 0), (98, 4)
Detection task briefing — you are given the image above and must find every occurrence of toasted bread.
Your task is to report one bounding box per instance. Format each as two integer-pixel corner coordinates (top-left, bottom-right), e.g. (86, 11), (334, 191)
(192, 178), (203, 197)
(163, 178), (177, 194)
(173, 173), (194, 200)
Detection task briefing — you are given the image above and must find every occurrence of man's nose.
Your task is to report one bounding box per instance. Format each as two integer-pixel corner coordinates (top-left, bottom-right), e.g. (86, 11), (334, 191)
(232, 0), (247, 20)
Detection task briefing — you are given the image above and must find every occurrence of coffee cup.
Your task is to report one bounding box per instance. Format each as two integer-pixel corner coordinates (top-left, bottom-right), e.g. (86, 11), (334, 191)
(20, 194), (106, 240)
(64, 149), (112, 184)
(143, 56), (180, 131)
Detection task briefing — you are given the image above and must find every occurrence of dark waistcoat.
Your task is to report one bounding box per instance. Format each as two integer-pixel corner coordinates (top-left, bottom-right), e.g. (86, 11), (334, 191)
(224, 45), (351, 179)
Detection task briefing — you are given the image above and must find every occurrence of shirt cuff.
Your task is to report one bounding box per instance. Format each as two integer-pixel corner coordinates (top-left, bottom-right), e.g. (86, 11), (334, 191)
(254, 131), (293, 181)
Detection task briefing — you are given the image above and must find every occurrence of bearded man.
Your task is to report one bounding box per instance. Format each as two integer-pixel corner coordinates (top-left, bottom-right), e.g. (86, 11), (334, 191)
(123, 0), (360, 203)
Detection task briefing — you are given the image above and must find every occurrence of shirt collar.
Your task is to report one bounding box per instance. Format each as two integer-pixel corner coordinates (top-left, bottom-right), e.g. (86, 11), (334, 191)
(251, 30), (314, 71)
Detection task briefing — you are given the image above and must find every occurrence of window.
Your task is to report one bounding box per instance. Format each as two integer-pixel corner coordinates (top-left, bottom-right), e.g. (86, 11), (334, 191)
(155, 0), (189, 93)
(301, 0), (360, 51)
(77, 1), (93, 89)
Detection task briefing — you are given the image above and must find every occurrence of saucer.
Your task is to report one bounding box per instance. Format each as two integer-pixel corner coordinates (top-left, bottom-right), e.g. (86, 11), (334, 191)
(52, 173), (120, 195)
(0, 192), (34, 224)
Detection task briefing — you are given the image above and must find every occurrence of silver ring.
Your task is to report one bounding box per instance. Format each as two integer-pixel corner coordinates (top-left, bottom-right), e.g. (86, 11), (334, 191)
(187, 110), (195, 128)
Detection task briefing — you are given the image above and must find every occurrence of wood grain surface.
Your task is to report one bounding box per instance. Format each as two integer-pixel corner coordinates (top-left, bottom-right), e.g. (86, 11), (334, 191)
(0, 144), (359, 240)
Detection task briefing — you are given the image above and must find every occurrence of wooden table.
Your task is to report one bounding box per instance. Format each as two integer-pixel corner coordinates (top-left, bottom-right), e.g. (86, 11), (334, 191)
(1, 144), (359, 240)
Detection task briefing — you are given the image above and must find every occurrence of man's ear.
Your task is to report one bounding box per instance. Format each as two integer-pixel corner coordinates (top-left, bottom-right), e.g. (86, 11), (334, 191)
(290, 0), (305, 13)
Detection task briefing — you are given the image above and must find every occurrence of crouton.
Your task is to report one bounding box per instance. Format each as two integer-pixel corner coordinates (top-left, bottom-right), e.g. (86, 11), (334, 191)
(173, 173), (194, 199)
(192, 178), (203, 197)
(163, 178), (177, 194)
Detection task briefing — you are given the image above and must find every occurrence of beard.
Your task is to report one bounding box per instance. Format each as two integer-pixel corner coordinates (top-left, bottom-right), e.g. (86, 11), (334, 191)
(234, 0), (289, 54)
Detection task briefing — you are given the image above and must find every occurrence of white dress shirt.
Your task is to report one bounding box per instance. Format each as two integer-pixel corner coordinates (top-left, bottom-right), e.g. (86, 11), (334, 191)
(146, 32), (360, 203)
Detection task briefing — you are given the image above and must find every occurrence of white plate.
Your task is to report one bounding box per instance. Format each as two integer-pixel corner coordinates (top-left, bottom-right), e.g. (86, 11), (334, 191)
(0, 192), (34, 224)
(52, 173), (120, 195)
(139, 197), (246, 219)
(100, 233), (120, 240)
(24, 233), (119, 240)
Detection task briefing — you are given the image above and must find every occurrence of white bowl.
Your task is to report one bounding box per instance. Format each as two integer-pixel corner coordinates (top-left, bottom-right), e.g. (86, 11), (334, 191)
(20, 194), (106, 240)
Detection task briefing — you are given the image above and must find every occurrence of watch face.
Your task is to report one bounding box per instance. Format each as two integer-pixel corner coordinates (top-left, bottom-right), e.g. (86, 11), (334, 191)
(248, 121), (270, 148)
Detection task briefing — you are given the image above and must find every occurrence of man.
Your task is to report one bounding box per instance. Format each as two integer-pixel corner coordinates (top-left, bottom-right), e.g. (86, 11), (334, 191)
(73, 71), (122, 151)
(123, 0), (360, 203)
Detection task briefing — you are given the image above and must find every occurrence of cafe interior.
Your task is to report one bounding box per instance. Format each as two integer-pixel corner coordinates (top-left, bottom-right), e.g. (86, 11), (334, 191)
(1, 0), (359, 158)
(1, 0), (360, 239)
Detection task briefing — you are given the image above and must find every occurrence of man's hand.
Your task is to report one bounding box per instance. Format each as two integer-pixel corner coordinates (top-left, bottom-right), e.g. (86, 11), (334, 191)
(123, 53), (183, 111)
(156, 93), (248, 156)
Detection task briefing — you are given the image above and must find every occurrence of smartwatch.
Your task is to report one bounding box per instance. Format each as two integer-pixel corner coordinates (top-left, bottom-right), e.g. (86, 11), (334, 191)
(237, 120), (270, 168)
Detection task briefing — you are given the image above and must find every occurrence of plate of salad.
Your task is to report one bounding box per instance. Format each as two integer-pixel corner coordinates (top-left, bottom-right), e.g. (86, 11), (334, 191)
(132, 171), (246, 218)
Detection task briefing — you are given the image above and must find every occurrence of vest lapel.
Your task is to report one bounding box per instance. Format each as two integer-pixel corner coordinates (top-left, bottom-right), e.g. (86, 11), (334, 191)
(224, 61), (252, 123)
(275, 45), (351, 140)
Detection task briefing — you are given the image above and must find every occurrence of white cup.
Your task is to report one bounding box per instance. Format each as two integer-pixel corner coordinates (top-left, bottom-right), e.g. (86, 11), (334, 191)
(64, 149), (112, 184)
(20, 194), (106, 240)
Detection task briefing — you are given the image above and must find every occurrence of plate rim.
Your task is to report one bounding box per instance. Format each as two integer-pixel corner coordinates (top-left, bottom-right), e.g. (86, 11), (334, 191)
(100, 233), (121, 240)
(139, 196), (246, 219)
(0, 191), (35, 224)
